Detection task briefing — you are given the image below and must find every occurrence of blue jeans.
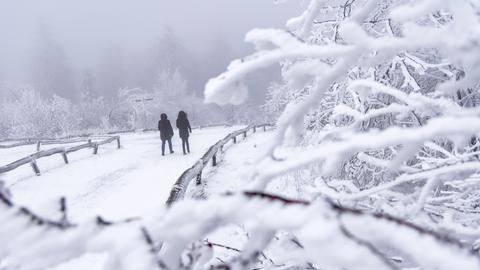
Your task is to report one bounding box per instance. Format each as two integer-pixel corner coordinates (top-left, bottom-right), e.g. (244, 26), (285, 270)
(162, 138), (173, 155)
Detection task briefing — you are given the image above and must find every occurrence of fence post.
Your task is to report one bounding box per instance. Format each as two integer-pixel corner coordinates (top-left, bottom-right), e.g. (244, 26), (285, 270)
(93, 144), (99, 155)
(116, 137), (121, 149)
(263, 125), (266, 132)
(233, 136), (237, 144)
(253, 126), (257, 133)
(212, 153), (217, 166)
(62, 151), (69, 164)
(36, 141), (41, 152)
(30, 160), (40, 176)
(196, 170), (202, 185)
(243, 131), (247, 139)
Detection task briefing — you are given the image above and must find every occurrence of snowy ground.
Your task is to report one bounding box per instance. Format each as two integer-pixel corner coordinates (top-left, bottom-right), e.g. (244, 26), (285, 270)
(1, 126), (280, 269)
(191, 129), (308, 201)
(2, 126), (241, 222)
(191, 131), (271, 198)
(185, 131), (273, 260)
(186, 129), (306, 263)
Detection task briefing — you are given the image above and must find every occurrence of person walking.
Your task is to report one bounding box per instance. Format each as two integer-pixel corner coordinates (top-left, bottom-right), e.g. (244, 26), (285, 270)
(176, 110), (192, 155)
(158, 113), (174, 156)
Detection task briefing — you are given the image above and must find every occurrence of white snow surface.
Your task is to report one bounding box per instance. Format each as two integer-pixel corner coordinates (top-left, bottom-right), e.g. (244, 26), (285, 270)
(2, 126), (241, 222)
(193, 130), (303, 199)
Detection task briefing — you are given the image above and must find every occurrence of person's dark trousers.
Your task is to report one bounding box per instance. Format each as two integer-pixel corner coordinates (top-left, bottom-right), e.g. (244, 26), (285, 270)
(181, 138), (190, 154)
(162, 138), (173, 155)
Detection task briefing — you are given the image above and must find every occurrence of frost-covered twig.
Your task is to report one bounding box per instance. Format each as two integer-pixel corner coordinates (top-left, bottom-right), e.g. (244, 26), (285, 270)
(0, 182), (74, 230)
(240, 190), (472, 252)
(338, 222), (400, 270)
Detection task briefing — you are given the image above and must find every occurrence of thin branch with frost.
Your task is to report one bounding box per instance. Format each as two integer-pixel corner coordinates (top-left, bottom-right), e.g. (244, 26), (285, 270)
(254, 115), (480, 189)
(337, 222), (400, 270)
(0, 183), (74, 230)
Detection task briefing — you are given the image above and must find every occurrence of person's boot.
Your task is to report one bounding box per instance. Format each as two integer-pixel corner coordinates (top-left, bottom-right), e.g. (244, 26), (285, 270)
(162, 152), (165, 156)
(170, 150), (174, 154)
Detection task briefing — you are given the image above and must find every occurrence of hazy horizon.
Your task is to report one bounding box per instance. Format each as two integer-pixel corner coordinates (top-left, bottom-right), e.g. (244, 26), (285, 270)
(0, 0), (304, 95)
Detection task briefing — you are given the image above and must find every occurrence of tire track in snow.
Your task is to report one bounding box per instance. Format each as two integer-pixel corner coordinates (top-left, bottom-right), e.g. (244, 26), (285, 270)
(69, 165), (139, 216)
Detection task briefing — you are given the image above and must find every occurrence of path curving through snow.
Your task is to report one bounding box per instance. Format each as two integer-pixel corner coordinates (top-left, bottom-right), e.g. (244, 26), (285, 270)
(2, 126), (242, 221)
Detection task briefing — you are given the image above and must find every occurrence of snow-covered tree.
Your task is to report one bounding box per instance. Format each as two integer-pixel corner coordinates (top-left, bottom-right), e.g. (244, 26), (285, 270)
(75, 92), (109, 132)
(30, 24), (76, 99)
(79, 69), (97, 96)
(202, 0), (480, 267)
(208, 0), (480, 210)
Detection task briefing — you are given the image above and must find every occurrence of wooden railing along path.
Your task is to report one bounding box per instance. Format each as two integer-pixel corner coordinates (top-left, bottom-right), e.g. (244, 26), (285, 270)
(0, 123), (235, 177)
(0, 136), (121, 176)
(0, 135), (102, 149)
(166, 124), (273, 206)
(0, 123), (232, 149)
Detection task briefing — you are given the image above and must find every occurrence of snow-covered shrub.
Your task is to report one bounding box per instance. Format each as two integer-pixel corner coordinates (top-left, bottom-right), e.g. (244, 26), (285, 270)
(1, 87), (77, 138)
(75, 93), (110, 132)
(0, 87), (108, 138)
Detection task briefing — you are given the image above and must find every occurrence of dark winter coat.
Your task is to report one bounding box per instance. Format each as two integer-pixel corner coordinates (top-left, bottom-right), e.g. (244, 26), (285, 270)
(158, 114), (174, 141)
(176, 112), (192, 139)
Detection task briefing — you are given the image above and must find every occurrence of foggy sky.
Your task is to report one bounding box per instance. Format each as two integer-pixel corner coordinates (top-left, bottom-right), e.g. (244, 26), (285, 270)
(0, 0), (303, 87)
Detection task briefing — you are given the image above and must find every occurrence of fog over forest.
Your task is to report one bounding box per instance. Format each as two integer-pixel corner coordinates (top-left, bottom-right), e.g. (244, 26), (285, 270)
(0, 1), (304, 137)
(0, 0), (302, 100)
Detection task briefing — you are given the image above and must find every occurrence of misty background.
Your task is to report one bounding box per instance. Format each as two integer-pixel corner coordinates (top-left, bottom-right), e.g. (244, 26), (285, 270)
(0, 0), (302, 100)
(0, 0), (304, 138)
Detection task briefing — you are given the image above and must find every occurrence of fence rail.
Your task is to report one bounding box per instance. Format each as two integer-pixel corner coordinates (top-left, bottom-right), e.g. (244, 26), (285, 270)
(0, 123), (232, 150)
(0, 136), (121, 176)
(166, 124), (273, 206)
(0, 123), (237, 176)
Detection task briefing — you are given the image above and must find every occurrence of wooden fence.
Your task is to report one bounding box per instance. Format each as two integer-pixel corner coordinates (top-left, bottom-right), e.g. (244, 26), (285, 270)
(0, 123), (238, 176)
(0, 124), (232, 149)
(0, 134), (99, 149)
(0, 136), (121, 176)
(166, 124), (273, 206)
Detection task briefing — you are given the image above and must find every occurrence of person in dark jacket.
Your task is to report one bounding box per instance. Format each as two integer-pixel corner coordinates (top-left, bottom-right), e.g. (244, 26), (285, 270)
(158, 113), (174, 156)
(176, 110), (192, 155)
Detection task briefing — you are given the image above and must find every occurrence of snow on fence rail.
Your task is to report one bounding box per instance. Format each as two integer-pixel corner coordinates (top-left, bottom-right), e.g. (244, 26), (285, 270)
(0, 135), (99, 149)
(166, 123), (273, 206)
(0, 123), (232, 149)
(0, 123), (238, 177)
(0, 136), (121, 176)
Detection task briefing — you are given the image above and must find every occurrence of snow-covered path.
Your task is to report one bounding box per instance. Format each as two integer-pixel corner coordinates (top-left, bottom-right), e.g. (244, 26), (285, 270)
(191, 129), (300, 200)
(3, 126), (241, 221)
(191, 132), (269, 198)
(1, 128), (279, 270)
